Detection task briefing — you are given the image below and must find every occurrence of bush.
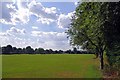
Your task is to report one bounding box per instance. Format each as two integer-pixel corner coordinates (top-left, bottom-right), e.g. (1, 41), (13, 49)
(105, 48), (120, 78)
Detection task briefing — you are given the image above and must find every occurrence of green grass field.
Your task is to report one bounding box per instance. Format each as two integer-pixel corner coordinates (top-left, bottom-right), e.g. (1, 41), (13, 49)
(0, 55), (2, 78)
(2, 54), (102, 78)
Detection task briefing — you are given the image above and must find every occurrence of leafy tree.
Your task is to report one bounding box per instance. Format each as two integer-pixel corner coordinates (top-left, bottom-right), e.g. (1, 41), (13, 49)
(5, 45), (13, 54)
(35, 48), (44, 54)
(12, 47), (18, 54)
(23, 48), (26, 54)
(56, 50), (63, 54)
(25, 46), (34, 54)
(67, 2), (107, 69)
(102, 2), (120, 75)
(0, 47), (2, 54)
(17, 48), (23, 54)
(2, 47), (7, 54)
(73, 47), (77, 54)
(67, 2), (120, 70)
(49, 49), (53, 54)
(103, 2), (120, 64)
(54, 50), (58, 54)
(34, 48), (38, 54)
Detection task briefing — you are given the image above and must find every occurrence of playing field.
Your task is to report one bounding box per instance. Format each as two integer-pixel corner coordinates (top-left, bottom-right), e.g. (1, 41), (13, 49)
(2, 54), (102, 78)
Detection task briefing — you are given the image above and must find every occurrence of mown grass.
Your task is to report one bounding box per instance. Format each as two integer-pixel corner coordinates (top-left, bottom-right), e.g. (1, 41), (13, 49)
(0, 55), (2, 78)
(2, 54), (102, 78)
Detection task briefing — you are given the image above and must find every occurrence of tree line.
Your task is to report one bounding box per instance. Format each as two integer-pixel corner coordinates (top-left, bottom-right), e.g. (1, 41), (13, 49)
(0, 45), (94, 54)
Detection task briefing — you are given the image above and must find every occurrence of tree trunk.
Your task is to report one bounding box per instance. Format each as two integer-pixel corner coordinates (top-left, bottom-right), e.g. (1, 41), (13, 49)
(100, 52), (104, 70)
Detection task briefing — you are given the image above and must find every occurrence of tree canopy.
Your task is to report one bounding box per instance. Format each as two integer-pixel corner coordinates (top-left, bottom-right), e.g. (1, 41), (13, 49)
(67, 2), (120, 70)
(67, 2), (106, 69)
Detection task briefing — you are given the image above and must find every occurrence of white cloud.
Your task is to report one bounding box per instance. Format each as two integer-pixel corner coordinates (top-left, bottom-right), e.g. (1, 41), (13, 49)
(11, 8), (30, 24)
(31, 31), (71, 50)
(0, 2), (16, 25)
(0, 2), (30, 25)
(44, 7), (57, 14)
(28, 1), (43, 16)
(0, 27), (26, 37)
(57, 11), (75, 29)
(0, 1), (75, 28)
(28, 1), (58, 19)
(57, 14), (71, 29)
(42, 40), (70, 50)
(0, 35), (30, 49)
(28, 0), (58, 25)
(7, 27), (26, 35)
(0, 19), (15, 25)
(0, 32), (11, 36)
(0, 1), (59, 25)
(74, 2), (78, 6)
(31, 31), (67, 41)
(37, 17), (55, 25)
(0, 30), (71, 50)
(0, 1), (75, 50)
(74, 1), (82, 6)
(0, 27), (28, 48)
(32, 26), (38, 30)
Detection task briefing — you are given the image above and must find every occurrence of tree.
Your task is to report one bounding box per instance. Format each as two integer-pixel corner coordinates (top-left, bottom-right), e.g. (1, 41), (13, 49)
(67, 2), (107, 69)
(49, 49), (53, 54)
(35, 48), (44, 54)
(23, 48), (26, 54)
(12, 47), (18, 54)
(73, 47), (77, 54)
(25, 46), (34, 54)
(0, 47), (2, 54)
(57, 50), (63, 54)
(102, 2), (120, 75)
(67, 2), (120, 70)
(5, 45), (13, 54)
(17, 48), (23, 54)
(65, 49), (72, 54)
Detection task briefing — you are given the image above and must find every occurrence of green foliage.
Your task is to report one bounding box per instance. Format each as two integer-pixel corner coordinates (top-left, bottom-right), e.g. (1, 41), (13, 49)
(35, 48), (44, 54)
(25, 46), (34, 54)
(67, 2), (106, 53)
(67, 2), (120, 70)
(67, 2), (107, 69)
(103, 2), (120, 76)
(96, 2), (120, 77)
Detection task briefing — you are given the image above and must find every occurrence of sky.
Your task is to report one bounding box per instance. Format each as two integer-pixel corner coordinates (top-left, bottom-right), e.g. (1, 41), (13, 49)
(0, 0), (80, 50)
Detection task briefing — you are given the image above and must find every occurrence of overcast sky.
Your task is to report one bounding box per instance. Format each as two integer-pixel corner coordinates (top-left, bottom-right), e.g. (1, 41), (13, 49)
(0, 0), (79, 50)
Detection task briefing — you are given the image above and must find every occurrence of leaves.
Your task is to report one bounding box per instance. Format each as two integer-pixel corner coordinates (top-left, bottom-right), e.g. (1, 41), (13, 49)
(67, 2), (105, 52)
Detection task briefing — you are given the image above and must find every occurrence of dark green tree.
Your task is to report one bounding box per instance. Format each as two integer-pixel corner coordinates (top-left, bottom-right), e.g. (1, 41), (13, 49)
(102, 2), (120, 75)
(73, 47), (77, 54)
(12, 47), (18, 54)
(25, 46), (34, 54)
(35, 48), (44, 54)
(67, 2), (107, 69)
(6, 45), (13, 54)
(67, 2), (120, 70)
(17, 48), (23, 54)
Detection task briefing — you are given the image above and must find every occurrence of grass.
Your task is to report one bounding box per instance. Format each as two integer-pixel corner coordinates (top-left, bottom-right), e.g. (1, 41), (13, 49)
(0, 55), (2, 78)
(2, 54), (102, 78)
